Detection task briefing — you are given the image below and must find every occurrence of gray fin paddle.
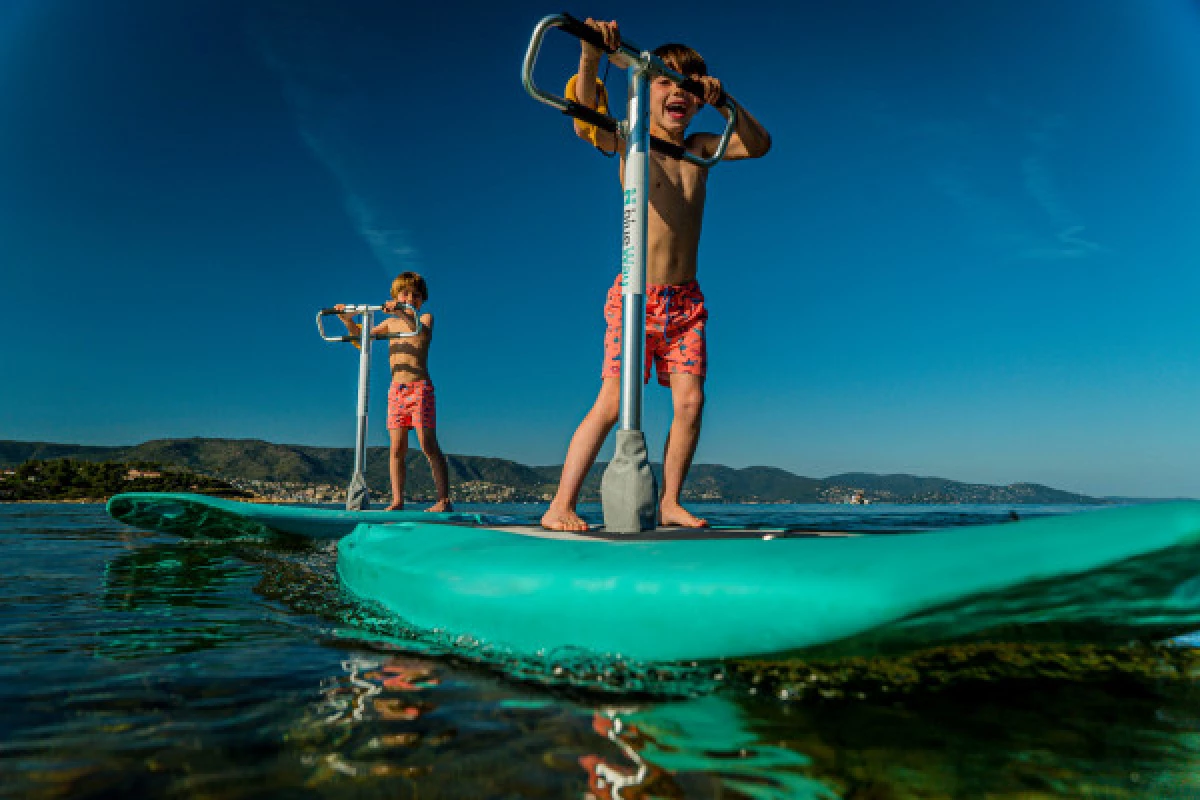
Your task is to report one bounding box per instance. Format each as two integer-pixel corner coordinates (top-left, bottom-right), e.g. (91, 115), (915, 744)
(345, 472), (370, 511)
(601, 429), (658, 533)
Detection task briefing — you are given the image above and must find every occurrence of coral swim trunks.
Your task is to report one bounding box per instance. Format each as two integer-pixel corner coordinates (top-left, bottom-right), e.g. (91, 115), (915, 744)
(387, 380), (436, 429)
(603, 276), (708, 386)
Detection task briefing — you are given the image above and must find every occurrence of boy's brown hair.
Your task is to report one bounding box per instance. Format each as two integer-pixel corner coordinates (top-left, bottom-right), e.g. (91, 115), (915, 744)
(391, 271), (428, 303)
(652, 43), (706, 77)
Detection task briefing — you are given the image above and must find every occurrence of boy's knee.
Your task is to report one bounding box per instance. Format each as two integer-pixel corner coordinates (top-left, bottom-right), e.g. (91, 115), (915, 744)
(593, 386), (621, 425)
(674, 389), (705, 420)
(597, 398), (620, 427)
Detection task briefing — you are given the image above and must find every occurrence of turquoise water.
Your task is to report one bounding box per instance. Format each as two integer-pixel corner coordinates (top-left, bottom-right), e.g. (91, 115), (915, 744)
(5, 502), (1200, 798)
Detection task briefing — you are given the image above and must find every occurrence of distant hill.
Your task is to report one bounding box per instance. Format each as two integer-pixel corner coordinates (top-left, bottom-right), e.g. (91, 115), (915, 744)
(0, 438), (1110, 504)
(0, 458), (248, 502)
(824, 472), (1097, 505)
(0, 438), (557, 499)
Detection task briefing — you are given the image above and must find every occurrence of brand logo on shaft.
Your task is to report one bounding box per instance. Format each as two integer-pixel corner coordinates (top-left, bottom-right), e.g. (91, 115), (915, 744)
(621, 187), (638, 285)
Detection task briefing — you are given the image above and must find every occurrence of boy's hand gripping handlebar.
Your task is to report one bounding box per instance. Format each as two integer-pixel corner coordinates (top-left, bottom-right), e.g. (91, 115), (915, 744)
(315, 304), (423, 343)
(521, 12), (739, 167)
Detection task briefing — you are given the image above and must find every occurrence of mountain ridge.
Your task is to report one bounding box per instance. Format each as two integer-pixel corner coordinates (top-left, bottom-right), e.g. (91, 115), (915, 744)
(0, 437), (1110, 504)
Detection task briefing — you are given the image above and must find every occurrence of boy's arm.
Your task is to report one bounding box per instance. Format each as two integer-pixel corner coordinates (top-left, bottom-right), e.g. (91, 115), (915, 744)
(335, 304), (362, 338)
(573, 18), (626, 156)
(688, 77), (772, 161)
(381, 313), (433, 342)
(380, 302), (428, 335)
(333, 304), (373, 350)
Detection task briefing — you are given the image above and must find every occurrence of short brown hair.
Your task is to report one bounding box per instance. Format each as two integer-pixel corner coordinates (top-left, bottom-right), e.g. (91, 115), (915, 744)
(652, 43), (706, 77)
(391, 271), (428, 303)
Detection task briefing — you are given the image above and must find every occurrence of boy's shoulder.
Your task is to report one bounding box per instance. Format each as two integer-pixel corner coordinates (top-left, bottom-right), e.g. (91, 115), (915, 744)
(684, 132), (718, 160)
(408, 311), (434, 332)
(379, 313), (431, 333)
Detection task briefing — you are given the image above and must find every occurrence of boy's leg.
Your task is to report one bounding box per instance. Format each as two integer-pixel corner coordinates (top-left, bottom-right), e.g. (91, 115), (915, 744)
(414, 426), (452, 512)
(660, 373), (707, 527)
(387, 427), (411, 511)
(541, 377), (621, 531)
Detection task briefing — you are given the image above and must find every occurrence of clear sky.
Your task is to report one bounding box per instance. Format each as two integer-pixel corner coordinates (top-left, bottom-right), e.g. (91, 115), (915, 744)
(2, 0), (1199, 497)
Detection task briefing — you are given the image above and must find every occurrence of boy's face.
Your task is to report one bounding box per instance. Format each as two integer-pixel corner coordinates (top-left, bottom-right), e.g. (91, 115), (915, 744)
(393, 288), (424, 309)
(649, 73), (701, 137)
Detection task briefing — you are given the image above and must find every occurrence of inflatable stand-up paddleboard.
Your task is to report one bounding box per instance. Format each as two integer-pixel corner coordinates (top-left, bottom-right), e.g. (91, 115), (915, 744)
(106, 492), (504, 541)
(337, 501), (1200, 662)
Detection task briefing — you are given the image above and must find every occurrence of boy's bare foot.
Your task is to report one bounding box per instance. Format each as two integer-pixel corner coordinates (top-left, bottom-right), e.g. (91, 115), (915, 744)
(385, 501), (404, 511)
(660, 502), (708, 528)
(541, 506), (590, 532)
(425, 499), (452, 513)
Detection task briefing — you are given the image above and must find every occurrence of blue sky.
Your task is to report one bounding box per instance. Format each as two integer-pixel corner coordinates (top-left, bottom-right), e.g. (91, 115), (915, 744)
(2, 0), (1199, 498)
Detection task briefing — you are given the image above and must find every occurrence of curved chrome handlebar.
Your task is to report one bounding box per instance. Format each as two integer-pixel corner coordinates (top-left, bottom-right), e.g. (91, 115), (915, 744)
(315, 303), (423, 343)
(521, 14), (621, 132)
(521, 13), (738, 168)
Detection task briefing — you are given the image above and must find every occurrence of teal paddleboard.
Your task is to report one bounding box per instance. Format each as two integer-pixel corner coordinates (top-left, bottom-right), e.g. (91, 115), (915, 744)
(337, 502), (1200, 662)
(106, 492), (503, 540)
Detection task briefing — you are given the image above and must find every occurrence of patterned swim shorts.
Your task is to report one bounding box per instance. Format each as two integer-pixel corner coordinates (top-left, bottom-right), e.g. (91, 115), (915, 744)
(387, 380), (437, 429)
(602, 276), (708, 386)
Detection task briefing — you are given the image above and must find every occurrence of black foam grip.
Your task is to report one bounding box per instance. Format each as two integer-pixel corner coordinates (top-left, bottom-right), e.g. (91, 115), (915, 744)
(649, 136), (686, 160)
(558, 12), (616, 53)
(678, 78), (707, 99)
(563, 101), (619, 132)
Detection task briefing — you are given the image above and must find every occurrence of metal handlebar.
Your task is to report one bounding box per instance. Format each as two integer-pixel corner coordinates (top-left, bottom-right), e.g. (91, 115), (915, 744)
(315, 304), (423, 343)
(521, 12), (739, 168)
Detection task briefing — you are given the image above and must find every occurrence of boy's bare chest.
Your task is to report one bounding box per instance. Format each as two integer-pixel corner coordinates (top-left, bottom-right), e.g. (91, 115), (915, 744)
(386, 328), (430, 362)
(622, 155), (708, 200)
(653, 154), (706, 190)
(649, 156), (708, 216)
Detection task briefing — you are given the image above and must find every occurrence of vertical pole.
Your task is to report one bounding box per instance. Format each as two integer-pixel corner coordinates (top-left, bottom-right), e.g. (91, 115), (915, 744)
(354, 309), (373, 477)
(601, 63), (658, 533)
(619, 66), (649, 432)
(346, 309), (373, 510)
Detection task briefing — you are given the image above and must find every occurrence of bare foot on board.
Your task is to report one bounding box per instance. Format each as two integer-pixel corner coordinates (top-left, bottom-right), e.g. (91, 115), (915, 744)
(660, 502), (708, 528)
(384, 501), (404, 511)
(541, 505), (590, 532)
(425, 499), (453, 513)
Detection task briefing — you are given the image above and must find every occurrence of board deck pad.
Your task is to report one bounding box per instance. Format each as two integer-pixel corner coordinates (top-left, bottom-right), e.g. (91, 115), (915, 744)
(106, 493), (853, 542)
(469, 523), (860, 542)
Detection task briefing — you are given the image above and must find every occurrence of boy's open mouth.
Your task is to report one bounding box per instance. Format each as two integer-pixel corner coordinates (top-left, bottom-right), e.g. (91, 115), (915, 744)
(665, 99), (689, 120)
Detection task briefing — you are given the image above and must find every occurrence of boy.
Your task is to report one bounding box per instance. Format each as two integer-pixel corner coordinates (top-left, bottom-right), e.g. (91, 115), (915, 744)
(541, 19), (771, 532)
(336, 271), (452, 512)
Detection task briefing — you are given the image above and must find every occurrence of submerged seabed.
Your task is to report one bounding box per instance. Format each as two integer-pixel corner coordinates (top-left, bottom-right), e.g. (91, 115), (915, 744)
(4, 502), (1200, 799)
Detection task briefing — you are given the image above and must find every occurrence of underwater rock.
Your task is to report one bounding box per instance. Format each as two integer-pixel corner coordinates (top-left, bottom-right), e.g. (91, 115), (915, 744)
(731, 642), (1200, 703)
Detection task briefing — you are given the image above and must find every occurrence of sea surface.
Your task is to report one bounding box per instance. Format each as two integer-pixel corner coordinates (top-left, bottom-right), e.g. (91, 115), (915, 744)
(4, 502), (1200, 799)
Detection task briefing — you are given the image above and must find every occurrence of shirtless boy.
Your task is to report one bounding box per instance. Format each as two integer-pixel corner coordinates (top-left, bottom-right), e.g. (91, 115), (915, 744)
(336, 271), (452, 512)
(541, 19), (771, 532)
